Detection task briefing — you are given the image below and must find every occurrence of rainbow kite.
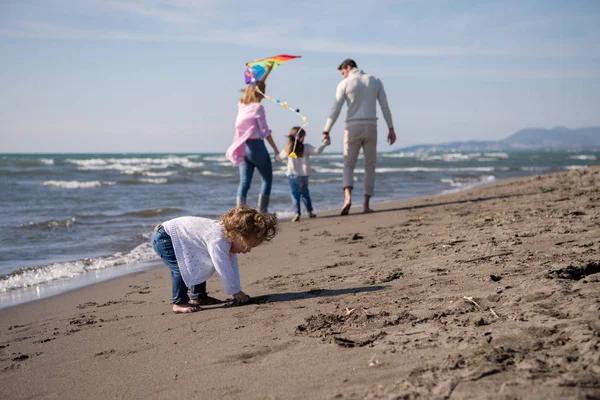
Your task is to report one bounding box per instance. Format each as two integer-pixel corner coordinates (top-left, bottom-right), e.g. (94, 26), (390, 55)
(245, 54), (306, 159)
(245, 54), (301, 84)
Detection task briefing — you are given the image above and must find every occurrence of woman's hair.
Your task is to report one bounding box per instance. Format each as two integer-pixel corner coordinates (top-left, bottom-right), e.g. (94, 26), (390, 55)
(240, 81), (266, 104)
(284, 126), (306, 158)
(221, 205), (279, 243)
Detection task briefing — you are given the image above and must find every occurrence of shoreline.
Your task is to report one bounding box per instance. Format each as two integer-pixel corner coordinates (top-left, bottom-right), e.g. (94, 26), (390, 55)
(0, 173), (503, 310)
(2, 167), (599, 399)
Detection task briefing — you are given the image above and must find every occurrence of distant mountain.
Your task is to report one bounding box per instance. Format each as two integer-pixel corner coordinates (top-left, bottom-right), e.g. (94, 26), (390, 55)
(396, 126), (600, 152)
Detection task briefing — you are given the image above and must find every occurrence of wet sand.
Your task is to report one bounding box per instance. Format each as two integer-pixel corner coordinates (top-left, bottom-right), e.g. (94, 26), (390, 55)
(1, 167), (599, 399)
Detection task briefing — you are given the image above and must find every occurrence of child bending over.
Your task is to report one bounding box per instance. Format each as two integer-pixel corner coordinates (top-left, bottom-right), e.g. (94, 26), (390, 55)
(278, 127), (329, 222)
(151, 206), (278, 313)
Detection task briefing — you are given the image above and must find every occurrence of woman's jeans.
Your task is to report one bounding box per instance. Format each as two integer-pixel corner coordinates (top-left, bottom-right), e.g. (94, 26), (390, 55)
(237, 139), (273, 200)
(288, 175), (313, 215)
(151, 226), (206, 305)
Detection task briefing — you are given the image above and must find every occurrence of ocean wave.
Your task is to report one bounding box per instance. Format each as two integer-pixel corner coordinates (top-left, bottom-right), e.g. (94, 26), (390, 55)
(441, 175), (496, 188)
(20, 217), (76, 230)
(310, 177), (344, 183)
(0, 242), (157, 293)
(565, 165), (589, 170)
(66, 156), (205, 174)
(484, 152), (510, 159)
(383, 152), (510, 162)
(202, 156), (229, 162)
(313, 154), (344, 159)
(11, 158), (55, 167)
(140, 178), (168, 184)
(569, 155), (597, 161)
(144, 171), (177, 177)
(201, 171), (235, 177)
(381, 152), (421, 158)
(124, 208), (184, 218)
(43, 180), (116, 189)
(441, 175), (497, 194)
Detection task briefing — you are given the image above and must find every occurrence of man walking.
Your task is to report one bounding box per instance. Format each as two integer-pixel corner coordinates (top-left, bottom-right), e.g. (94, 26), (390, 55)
(322, 59), (396, 215)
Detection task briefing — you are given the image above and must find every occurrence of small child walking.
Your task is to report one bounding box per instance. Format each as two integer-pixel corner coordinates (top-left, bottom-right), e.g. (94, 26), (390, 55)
(151, 206), (278, 313)
(278, 127), (329, 222)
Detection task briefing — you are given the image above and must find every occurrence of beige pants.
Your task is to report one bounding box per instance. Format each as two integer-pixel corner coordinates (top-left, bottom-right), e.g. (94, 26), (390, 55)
(343, 124), (378, 196)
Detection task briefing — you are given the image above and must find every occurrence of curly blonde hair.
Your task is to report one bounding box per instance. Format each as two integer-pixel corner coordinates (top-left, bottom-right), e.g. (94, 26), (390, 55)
(221, 205), (279, 243)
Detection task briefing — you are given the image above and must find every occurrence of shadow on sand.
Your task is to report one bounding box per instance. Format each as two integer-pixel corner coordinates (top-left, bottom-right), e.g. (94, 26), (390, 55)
(222, 285), (386, 308)
(319, 192), (539, 220)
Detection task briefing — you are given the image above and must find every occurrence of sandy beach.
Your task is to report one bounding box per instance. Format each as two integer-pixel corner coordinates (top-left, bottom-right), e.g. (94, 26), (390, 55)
(1, 167), (599, 399)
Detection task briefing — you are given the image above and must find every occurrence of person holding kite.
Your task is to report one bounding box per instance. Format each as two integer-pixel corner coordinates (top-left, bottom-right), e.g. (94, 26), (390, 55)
(226, 63), (280, 214)
(226, 55), (304, 214)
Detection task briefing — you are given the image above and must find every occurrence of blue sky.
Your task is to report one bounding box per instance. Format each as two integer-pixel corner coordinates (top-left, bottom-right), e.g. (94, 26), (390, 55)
(1, 0), (599, 153)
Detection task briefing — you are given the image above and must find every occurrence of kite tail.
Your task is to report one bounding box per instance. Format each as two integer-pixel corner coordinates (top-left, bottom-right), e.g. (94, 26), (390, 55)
(254, 86), (308, 159)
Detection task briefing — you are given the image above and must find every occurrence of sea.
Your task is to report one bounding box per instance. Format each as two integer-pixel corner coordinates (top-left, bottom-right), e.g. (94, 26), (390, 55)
(1, 151), (598, 309)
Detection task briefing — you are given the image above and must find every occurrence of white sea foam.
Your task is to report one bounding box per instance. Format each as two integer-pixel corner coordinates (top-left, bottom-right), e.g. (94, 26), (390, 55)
(0, 242), (157, 293)
(43, 180), (116, 189)
(66, 156), (205, 174)
(565, 165), (589, 170)
(273, 210), (297, 220)
(140, 178), (168, 184)
(313, 154), (345, 159)
(384, 152), (510, 162)
(40, 158), (55, 165)
(312, 166), (499, 174)
(441, 175), (497, 194)
(484, 152), (510, 159)
(441, 175), (496, 188)
(521, 166), (551, 171)
(203, 156), (229, 162)
(569, 155), (596, 161)
(381, 152), (421, 158)
(201, 171), (234, 177)
(144, 171), (177, 177)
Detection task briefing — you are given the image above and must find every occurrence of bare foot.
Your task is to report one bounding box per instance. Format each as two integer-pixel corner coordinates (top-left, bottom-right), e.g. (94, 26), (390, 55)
(340, 202), (351, 216)
(363, 208), (374, 214)
(308, 212), (317, 218)
(292, 214), (300, 222)
(189, 295), (223, 306)
(172, 304), (201, 313)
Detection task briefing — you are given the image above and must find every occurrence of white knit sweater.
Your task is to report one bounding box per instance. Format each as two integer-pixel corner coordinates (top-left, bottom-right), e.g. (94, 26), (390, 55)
(163, 217), (241, 295)
(323, 68), (394, 132)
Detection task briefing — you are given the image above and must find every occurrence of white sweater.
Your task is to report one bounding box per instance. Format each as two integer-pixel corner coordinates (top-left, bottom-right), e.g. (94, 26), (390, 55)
(323, 68), (394, 132)
(163, 217), (241, 295)
(279, 142), (328, 176)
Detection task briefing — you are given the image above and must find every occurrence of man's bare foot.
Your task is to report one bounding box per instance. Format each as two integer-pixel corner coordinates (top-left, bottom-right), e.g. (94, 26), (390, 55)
(189, 295), (223, 306)
(308, 212), (317, 218)
(340, 202), (351, 216)
(172, 304), (201, 313)
(292, 214), (300, 222)
(363, 208), (374, 214)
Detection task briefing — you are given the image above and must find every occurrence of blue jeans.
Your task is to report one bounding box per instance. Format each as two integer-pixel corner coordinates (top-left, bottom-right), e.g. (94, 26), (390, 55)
(237, 139), (273, 199)
(288, 175), (313, 215)
(151, 226), (206, 305)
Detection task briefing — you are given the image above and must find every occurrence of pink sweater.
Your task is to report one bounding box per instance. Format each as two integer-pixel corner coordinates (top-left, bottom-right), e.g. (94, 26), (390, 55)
(226, 102), (272, 166)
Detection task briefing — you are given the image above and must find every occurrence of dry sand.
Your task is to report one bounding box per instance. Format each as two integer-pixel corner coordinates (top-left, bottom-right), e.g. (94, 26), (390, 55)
(1, 167), (599, 400)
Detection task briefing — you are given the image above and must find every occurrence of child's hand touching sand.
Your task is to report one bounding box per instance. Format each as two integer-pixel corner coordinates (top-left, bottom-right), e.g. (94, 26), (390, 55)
(232, 291), (251, 306)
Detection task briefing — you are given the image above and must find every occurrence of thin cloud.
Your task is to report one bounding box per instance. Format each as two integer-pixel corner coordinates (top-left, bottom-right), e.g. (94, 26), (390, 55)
(1, 20), (594, 59)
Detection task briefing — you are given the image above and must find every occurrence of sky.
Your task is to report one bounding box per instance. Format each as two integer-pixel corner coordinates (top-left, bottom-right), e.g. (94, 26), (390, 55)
(0, 0), (599, 153)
